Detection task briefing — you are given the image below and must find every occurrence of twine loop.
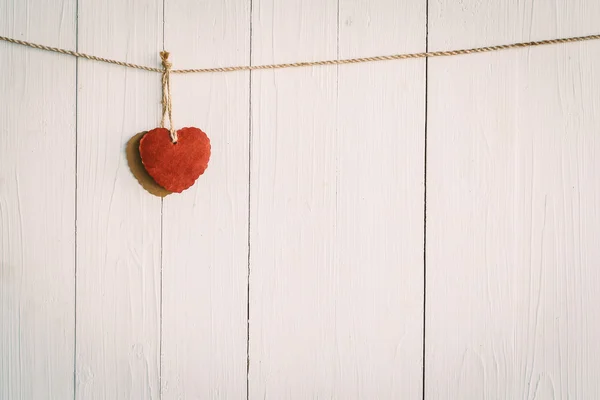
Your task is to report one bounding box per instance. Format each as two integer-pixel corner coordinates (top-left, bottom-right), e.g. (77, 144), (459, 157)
(160, 51), (177, 143)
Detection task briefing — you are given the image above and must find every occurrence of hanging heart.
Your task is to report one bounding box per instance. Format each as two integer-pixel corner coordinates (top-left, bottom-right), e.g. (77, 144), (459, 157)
(139, 127), (211, 193)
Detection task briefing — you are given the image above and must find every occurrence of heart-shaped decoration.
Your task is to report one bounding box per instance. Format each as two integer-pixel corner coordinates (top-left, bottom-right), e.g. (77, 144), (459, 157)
(139, 127), (211, 193)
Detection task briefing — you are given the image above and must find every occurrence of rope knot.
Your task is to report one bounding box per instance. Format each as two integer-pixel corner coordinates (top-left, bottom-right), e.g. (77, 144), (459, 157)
(160, 51), (172, 71)
(160, 51), (177, 143)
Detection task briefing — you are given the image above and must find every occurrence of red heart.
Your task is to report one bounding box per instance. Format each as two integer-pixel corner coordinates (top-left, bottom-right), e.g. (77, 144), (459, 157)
(139, 127), (211, 193)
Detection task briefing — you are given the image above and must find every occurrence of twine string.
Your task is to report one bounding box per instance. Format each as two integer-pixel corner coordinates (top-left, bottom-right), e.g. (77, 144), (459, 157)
(0, 35), (163, 72)
(160, 51), (177, 143)
(1, 33), (599, 74)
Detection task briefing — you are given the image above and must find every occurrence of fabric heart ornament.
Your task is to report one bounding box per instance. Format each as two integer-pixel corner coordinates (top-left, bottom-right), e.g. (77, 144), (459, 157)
(139, 127), (211, 193)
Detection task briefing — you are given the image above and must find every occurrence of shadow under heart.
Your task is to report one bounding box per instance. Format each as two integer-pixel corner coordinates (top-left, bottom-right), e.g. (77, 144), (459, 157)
(126, 131), (172, 198)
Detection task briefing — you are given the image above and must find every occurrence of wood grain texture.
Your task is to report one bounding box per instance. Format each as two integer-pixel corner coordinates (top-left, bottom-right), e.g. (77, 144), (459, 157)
(75, 0), (162, 398)
(249, 0), (339, 396)
(0, 0), (76, 398)
(249, 0), (425, 397)
(336, 0), (425, 397)
(4, 0), (600, 398)
(160, 0), (250, 398)
(426, 0), (600, 398)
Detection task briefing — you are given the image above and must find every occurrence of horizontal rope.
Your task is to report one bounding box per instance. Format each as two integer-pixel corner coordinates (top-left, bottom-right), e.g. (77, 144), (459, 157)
(1, 33), (600, 74)
(0, 35), (163, 72)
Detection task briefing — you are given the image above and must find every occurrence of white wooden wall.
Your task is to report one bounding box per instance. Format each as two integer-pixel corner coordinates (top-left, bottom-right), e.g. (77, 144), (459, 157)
(1, 0), (599, 398)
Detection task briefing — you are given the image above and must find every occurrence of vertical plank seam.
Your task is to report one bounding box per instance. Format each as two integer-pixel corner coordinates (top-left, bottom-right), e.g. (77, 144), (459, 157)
(335, 0), (340, 231)
(73, 0), (79, 396)
(335, 0), (340, 390)
(246, 0), (254, 398)
(159, 182), (164, 397)
(160, 0), (166, 397)
(421, 0), (429, 398)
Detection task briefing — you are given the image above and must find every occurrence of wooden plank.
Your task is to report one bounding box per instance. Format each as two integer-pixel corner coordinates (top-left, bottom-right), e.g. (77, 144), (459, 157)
(426, 0), (600, 397)
(75, 0), (162, 398)
(249, 0), (426, 397)
(248, 1), (338, 395)
(0, 0), (76, 398)
(334, 0), (425, 397)
(160, 0), (250, 397)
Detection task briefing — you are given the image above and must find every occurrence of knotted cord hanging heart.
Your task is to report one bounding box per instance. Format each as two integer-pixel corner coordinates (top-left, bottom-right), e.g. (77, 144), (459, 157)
(136, 52), (211, 194)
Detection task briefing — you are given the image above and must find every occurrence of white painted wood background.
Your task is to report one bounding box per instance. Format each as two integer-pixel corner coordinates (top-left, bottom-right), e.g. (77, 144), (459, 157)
(1, 0), (599, 398)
